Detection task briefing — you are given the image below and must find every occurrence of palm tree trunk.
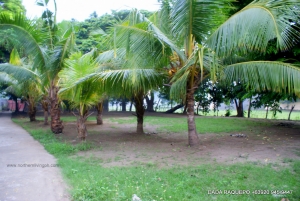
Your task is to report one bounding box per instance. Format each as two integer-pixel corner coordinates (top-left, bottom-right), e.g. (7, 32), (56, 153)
(96, 101), (103, 125)
(41, 98), (49, 125)
(196, 102), (200, 115)
(155, 98), (161, 111)
(165, 104), (184, 113)
(44, 110), (48, 124)
(288, 105), (295, 121)
(235, 99), (244, 117)
(50, 85), (64, 134)
(133, 92), (145, 134)
(145, 91), (155, 112)
(186, 87), (199, 146)
(247, 97), (252, 118)
(77, 115), (88, 141)
(103, 99), (109, 112)
(121, 98), (127, 111)
(28, 101), (36, 122)
(265, 106), (269, 119)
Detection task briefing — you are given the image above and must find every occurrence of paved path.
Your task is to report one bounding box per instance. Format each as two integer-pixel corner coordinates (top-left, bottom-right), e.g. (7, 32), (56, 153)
(0, 113), (70, 201)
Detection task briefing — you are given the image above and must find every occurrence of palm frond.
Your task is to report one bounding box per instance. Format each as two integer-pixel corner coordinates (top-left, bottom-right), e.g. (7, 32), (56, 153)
(207, 0), (300, 56)
(222, 61), (300, 96)
(171, 0), (234, 43)
(0, 63), (39, 81)
(170, 70), (190, 101)
(49, 27), (77, 78)
(114, 10), (185, 62)
(0, 13), (47, 70)
(95, 68), (164, 97)
(0, 72), (17, 85)
(59, 51), (103, 114)
(149, 1), (172, 38)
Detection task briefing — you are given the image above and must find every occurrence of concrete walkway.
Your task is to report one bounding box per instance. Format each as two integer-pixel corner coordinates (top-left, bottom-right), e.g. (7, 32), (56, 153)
(0, 113), (70, 201)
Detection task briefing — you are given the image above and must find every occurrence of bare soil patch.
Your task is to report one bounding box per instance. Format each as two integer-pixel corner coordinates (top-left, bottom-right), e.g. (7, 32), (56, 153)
(38, 112), (300, 167)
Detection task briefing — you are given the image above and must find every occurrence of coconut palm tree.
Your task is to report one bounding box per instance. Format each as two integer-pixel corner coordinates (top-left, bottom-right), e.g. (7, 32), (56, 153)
(0, 49), (43, 121)
(58, 51), (104, 140)
(91, 47), (166, 134)
(183, 1), (300, 144)
(0, 2), (76, 133)
(110, 0), (300, 146)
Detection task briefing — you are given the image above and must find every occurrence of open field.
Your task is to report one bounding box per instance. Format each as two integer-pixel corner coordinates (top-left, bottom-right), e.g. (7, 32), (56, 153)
(13, 112), (300, 201)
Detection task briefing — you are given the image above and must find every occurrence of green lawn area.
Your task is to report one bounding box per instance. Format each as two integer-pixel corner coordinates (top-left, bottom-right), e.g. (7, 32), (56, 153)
(109, 116), (269, 133)
(13, 116), (300, 201)
(198, 110), (300, 121)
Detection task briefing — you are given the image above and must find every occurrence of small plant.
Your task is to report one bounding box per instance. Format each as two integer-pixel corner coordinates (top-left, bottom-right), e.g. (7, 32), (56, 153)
(225, 109), (231, 117)
(224, 100), (232, 117)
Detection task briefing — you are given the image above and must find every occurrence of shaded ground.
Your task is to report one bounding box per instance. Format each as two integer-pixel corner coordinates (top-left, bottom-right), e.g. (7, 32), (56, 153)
(33, 111), (300, 168)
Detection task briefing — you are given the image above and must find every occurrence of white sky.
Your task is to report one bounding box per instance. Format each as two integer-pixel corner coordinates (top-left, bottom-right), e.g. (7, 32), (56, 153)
(22, 0), (161, 22)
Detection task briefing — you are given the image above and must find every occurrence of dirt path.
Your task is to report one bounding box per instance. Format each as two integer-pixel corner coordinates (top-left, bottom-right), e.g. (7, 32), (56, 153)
(0, 113), (70, 201)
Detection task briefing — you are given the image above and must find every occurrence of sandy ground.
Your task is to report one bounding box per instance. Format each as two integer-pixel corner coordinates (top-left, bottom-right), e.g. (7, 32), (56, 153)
(0, 112), (70, 201)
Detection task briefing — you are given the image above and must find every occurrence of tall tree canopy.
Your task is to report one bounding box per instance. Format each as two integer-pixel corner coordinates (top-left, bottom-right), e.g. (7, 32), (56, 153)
(75, 10), (154, 53)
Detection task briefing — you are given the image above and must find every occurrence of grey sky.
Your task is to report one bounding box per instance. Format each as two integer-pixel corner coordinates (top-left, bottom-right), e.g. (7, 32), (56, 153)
(22, 0), (161, 22)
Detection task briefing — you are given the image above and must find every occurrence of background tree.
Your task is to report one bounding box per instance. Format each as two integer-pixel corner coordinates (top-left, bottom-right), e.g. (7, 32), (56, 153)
(208, 82), (224, 116)
(223, 81), (248, 117)
(75, 10), (155, 54)
(145, 90), (155, 112)
(251, 91), (296, 119)
(0, 0), (26, 14)
(194, 81), (211, 115)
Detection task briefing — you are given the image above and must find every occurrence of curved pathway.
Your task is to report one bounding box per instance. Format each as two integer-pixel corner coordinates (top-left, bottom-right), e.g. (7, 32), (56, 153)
(0, 113), (70, 201)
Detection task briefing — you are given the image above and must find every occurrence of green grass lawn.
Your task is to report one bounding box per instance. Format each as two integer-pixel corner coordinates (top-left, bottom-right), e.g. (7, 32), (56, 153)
(198, 110), (300, 121)
(13, 117), (300, 201)
(148, 116), (269, 133)
(110, 116), (269, 133)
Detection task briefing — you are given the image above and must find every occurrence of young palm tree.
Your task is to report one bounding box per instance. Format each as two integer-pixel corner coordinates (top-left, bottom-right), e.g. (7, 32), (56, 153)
(0, 49), (43, 121)
(111, 0), (300, 146)
(89, 48), (166, 134)
(0, 3), (76, 133)
(59, 51), (103, 140)
(104, 10), (172, 134)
